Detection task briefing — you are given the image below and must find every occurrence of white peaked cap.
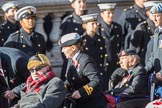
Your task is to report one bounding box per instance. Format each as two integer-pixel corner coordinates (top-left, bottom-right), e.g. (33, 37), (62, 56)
(98, 3), (116, 10)
(81, 13), (98, 23)
(1, 1), (18, 12)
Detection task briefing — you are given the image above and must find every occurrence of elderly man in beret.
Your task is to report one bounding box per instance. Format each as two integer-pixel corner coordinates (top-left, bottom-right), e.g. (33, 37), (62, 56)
(0, 1), (20, 46)
(145, 3), (162, 100)
(109, 49), (148, 95)
(105, 49), (148, 108)
(59, 33), (107, 108)
(4, 6), (46, 56)
(13, 54), (66, 108)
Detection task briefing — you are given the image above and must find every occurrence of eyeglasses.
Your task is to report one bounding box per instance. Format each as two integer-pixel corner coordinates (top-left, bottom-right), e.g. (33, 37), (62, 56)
(29, 66), (45, 73)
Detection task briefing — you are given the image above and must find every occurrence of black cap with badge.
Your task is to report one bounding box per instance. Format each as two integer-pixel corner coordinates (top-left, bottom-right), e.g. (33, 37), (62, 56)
(118, 49), (136, 57)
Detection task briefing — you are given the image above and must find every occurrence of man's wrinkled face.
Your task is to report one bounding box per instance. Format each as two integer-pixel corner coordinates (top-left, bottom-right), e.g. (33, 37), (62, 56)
(119, 56), (129, 70)
(30, 66), (47, 80)
(152, 13), (162, 27)
(62, 45), (75, 59)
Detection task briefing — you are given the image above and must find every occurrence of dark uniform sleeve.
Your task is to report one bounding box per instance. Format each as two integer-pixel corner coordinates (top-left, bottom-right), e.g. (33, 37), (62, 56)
(78, 58), (101, 97)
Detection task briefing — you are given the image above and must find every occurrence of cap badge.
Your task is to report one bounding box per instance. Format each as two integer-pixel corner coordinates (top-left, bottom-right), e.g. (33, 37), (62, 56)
(152, 7), (157, 13)
(28, 8), (32, 14)
(121, 50), (126, 56)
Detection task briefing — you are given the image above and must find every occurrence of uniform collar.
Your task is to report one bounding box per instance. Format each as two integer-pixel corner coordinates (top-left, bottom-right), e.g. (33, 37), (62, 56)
(20, 28), (34, 36)
(20, 28), (35, 41)
(155, 26), (162, 33)
(159, 26), (162, 30)
(128, 64), (139, 74)
(134, 4), (145, 11)
(147, 18), (156, 33)
(134, 4), (146, 18)
(98, 15), (113, 27)
(72, 50), (80, 61)
(72, 12), (83, 23)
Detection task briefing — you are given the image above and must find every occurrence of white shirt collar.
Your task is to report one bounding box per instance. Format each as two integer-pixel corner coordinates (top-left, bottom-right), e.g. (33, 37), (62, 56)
(158, 26), (162, 30)
(72, 50), (80, 61)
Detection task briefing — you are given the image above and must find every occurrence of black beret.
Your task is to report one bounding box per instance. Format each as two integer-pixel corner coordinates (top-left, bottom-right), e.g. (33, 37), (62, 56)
(118, 49), (136, 57)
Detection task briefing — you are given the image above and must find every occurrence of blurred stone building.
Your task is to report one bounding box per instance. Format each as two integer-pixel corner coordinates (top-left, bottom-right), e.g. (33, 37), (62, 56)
(0, 0), (133, 77)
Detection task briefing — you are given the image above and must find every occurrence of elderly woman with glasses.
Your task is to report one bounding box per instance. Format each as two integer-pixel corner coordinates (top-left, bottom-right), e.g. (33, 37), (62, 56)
(13, 54), (66, 108)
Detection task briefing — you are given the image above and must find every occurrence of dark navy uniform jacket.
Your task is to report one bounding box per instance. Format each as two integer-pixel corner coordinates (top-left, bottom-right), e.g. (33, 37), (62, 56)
(130, 18), (156, 65)
(97, 16), (122, 90)
(65, 52), (106, 108)
(0, 47), (30, 108)
(0, 20), (20, 46)
(97, 16), (122, 70)
(81, 32), (106, 76)
(4, 28), (46, 56)
(60, 12), (85, 36)
(118, 4), (147, 49)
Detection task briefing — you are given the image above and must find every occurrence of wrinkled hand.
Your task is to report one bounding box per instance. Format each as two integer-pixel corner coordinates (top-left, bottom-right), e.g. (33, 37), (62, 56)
(156, 72), (162, 81)
(4, 90), (17, 100)
(71, 90), (81, 99)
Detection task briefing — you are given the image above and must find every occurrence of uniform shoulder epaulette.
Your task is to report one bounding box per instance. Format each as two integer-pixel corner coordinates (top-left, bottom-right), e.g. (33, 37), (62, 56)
(12, 30), (20, 35)
(65, 14), (73, 19)
(62, 14), (73, 23)
(69, 14), (73, 17)
(124, 6), (132, 11)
